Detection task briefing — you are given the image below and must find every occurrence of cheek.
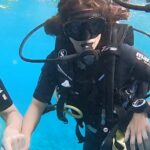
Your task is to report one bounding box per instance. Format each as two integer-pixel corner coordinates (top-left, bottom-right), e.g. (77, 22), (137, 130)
(93, 35), (101, 49)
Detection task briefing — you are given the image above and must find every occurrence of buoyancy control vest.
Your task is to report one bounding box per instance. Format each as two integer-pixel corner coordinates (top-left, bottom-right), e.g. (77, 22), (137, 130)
(47, 23), (150, 144)
(55, 24), (150, 118)
(54, 23), (134, 121)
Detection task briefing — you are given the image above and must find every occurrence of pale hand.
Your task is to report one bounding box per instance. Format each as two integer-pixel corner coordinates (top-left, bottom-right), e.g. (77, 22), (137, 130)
(125, 113), (150, 150)
(1, 126), (26, 150)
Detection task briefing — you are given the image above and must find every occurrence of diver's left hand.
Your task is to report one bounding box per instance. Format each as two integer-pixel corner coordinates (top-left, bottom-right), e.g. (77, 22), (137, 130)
(1, 126), (26, 150)
(125, 113), (150, 150)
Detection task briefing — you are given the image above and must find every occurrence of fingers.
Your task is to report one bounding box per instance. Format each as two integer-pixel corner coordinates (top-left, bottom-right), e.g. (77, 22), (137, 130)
(18, 135), (26, 149)
(125, 127), (130, 142)
(22, 136), (30, 150)
(130, 133), (135, 150)
(125, 126), (145, 150)
(143, 129), (150, 150)
(12, 136), (21, 150)
(2, 134), (26, 150)
(137, 143), (144, 150)
(131, 128), (149, 150)
(125, 127), (136, 150)
(125, 125), (150, 150)
(136, 131), (144, 150)
(12, 135), (26, 150)
(137, 132), (143, 144)
(2, 138), (12, 150)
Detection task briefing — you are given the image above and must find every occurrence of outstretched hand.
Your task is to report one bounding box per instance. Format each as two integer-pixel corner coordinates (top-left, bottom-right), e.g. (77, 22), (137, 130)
(1, 126), (26, 150)
(125, 113), (150, 150)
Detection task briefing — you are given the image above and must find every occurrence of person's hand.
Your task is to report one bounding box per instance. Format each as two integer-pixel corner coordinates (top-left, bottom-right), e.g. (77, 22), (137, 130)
(1, 126), (26, 150)
(125, 113), (150, 150)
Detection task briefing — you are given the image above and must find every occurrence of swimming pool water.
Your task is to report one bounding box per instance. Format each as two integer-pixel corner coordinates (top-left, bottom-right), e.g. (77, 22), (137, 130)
(0, 0), (150, 149)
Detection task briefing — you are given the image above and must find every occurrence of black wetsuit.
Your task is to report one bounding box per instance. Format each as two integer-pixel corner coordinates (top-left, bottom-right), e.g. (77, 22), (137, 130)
(33, 43), (150, 150)
(0, 80), (13, 112)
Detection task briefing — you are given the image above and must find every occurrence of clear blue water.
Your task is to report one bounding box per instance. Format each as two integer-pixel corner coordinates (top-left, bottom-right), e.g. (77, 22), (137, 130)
(0, 0), (149, 149)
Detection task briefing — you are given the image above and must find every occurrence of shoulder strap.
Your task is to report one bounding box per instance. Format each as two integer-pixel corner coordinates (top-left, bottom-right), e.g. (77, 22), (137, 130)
(112, 23), (134, 46)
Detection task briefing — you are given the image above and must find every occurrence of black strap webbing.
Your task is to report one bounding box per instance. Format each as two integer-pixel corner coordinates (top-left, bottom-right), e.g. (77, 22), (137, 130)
(76, 123), (85, 143)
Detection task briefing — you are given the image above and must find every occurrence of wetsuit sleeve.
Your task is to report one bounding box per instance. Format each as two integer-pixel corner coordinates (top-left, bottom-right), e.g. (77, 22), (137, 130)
(120, 44), (150, 82)
(133, 52), (150, 82)
(120, 44), (150, 99)
(135, 81), (149, 99)
(0, 79), (13, 112)
(33, 52), (58, 104)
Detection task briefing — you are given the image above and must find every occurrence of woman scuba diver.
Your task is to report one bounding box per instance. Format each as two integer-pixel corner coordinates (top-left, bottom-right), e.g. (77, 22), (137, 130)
(21, 0), (150, 150)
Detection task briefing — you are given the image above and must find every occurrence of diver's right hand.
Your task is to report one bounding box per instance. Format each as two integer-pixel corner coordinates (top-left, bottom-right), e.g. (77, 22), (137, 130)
(1, 126), (26, 150)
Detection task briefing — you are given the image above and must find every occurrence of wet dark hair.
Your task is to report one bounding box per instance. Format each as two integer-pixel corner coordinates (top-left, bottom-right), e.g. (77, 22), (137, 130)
(44, 0), (109, 35)
(58, 0), (108, 22)
(44, 14), (63, 36)
(44, 0), (129, 36)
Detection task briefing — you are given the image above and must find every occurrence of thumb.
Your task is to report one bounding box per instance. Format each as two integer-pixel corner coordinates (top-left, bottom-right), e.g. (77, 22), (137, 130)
(1, 139), (12, 150)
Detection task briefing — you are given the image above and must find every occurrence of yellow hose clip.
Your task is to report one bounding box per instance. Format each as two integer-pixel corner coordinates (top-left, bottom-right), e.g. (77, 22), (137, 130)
(54, 89), (83, 119)
(64, 104), (83, 119)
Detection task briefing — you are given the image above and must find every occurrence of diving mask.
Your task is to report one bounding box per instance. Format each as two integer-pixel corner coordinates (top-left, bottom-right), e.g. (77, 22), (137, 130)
(63, 17), (106, 41)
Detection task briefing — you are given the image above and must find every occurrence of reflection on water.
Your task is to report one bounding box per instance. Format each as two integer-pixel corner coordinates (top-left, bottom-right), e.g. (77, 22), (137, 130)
(0, 0), (17, 9)
(0, 5), (9, 9)
(38, 0), (59, 6)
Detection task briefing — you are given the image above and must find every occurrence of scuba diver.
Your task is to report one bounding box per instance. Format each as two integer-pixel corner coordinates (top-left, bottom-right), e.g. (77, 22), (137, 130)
(0, 79), (26, 150)
(21, 0), (150, 150)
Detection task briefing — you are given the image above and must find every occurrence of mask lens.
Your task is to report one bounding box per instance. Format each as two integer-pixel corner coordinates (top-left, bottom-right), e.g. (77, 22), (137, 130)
(63, 17), (106, 41)
(88, 18), (105, 37)
(64, 21), (83, 40)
